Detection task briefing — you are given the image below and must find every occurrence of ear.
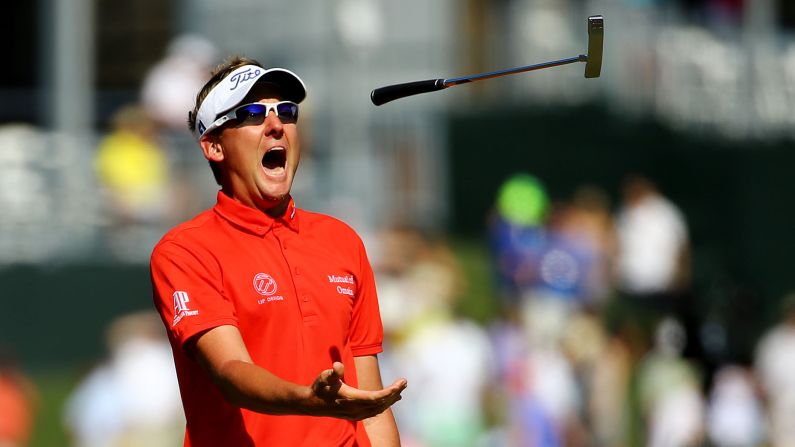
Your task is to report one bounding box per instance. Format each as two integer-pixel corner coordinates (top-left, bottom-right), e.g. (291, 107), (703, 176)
(200, 135), (225, 163)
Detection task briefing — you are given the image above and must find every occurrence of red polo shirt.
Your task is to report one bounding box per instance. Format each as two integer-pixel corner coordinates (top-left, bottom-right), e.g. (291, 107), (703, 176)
(150, 191), (384, 447)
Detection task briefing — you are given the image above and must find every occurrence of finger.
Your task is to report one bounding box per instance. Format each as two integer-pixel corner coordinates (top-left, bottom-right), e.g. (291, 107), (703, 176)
(320, 363), (344, 391)
(387, 378), (408, 392)
(318, 362), (346, 385)
(333, 392), (404, 420)
(330, 361), (345, 382)
(337, 381), (405, 402)
(373, 378), (407, 397)
(317, 367), (334, 385)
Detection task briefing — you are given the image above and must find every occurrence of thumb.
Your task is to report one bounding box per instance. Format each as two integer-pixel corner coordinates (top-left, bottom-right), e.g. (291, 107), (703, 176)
(330, 361), (345, 383)
(313, 362), (346, 401)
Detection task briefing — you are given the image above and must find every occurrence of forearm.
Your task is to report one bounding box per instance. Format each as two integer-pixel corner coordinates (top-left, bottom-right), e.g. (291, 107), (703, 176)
(192, 326), (405, 420)
(212, 359), (318, 415)
(192, 326), (322, 415)
(210, 359), (403, 421)
(363, 408), (401, 447)
(354, 355), (402, 446)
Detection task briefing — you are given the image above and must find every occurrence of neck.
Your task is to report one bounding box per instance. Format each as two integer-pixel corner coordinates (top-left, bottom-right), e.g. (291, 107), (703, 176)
(220, 188), (290, 218)
(263, 197), (290, 218)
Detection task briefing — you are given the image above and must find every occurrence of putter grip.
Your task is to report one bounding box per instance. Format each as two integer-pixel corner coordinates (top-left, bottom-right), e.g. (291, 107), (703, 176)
(370, 79), (445, 106)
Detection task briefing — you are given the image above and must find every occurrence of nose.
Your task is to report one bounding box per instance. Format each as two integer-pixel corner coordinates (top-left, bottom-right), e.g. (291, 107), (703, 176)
(263, 111), (284, 137)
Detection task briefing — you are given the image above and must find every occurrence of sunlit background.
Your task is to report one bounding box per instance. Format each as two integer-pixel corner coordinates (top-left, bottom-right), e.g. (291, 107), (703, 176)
(3, 0), (795, 446)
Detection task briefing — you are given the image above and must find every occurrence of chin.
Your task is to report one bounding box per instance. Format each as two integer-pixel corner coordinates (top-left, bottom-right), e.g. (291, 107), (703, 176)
(262, 192), (289, 203)
(257, 178), (293, 204)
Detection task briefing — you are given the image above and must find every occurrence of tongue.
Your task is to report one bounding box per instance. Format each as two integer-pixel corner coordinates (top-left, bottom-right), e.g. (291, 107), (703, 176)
(263, 158), (281, 170)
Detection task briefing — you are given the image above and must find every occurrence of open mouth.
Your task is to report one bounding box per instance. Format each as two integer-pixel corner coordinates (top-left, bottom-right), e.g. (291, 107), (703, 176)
(262, 147), (287, 171)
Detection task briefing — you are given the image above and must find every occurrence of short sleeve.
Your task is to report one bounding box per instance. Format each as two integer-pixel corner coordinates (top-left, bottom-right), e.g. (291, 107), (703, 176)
(348, 236), (384, 357)
(150, 241), (238, 348)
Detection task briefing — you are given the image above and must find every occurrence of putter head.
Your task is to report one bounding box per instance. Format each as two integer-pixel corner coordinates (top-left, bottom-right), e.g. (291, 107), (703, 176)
(584, 15), (604, 78)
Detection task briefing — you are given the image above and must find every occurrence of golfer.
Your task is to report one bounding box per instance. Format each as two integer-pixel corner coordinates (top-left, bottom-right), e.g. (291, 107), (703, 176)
(150, 55), (406, 446)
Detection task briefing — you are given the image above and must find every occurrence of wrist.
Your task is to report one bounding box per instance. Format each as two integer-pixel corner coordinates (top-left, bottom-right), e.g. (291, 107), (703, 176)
(293, 384), (322, 415)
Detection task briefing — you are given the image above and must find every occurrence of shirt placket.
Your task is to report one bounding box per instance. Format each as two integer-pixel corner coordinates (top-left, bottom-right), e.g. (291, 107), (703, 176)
(273, 224), (318, 324)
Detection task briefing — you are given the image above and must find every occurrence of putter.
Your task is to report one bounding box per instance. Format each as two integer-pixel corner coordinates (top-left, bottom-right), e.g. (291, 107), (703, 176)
(370, 15), (604, 106)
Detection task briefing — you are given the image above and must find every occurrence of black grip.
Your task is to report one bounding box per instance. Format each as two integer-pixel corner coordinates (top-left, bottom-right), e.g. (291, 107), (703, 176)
(370, 79), (446, 106)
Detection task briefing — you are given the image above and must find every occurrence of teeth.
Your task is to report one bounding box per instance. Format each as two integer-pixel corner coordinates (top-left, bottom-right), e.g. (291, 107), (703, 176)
(267, 146), (285, 153)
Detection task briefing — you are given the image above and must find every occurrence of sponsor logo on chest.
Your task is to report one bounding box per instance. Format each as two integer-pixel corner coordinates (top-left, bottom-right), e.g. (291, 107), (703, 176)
(328, 274), (355, 297)
(253, 273), (285, 304)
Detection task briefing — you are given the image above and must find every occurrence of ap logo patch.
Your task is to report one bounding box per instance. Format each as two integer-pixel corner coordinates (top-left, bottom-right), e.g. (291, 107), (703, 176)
(172, 290), (199, 326)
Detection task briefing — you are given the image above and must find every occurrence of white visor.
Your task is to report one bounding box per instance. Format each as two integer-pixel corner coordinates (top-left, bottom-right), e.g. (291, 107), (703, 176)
(194, 64), (306, 140)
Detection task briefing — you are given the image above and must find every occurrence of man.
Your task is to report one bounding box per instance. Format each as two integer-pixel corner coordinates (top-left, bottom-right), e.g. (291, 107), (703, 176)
(613, 174), (692, 356)
(150, 56), (407, 446)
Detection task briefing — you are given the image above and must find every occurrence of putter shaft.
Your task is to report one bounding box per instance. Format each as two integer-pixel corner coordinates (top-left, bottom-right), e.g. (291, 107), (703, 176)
(370, 15), (603, 106)
(444, 55), (586, 87)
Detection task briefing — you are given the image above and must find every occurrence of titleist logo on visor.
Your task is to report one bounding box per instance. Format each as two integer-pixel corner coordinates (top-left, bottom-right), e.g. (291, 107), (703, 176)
(229, 67), (261, 90)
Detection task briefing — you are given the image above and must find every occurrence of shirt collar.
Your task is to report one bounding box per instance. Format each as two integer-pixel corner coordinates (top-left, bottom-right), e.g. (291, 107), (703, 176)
(213, 191), (300, 235)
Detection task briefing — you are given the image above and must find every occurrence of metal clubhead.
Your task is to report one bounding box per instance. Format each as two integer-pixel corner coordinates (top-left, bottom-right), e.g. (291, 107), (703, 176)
(584, 15), (604, 78)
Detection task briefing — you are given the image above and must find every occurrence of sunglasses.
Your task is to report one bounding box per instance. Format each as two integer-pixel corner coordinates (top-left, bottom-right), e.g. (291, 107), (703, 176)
(204, 101), (299, 136)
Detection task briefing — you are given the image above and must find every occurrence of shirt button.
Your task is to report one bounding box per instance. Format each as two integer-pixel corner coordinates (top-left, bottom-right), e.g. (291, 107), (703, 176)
(256, 226), (264, 232)
(294, 267), (301, 276)
(302, 295), (309, 302)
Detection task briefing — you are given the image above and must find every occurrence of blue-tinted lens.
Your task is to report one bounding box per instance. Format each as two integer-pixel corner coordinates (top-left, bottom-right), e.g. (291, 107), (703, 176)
(276, 102), (299, 124)
(234, 104), (268, 125)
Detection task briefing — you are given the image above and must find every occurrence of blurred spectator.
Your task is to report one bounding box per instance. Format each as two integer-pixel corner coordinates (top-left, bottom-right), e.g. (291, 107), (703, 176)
(63, 311), (183, 447)
(615, 174), (689, 296)
(487, 309), (591, 447)
(486, 177), (624, 446)
(706, 365), (765, 447)
(393, 314), (495, 447)
(511, 343), (584, 447)
(0, 346), (37, 447)
(636, 317), (705, 447)
(95, 104), (170, 224)
(491, 178), (615, 344)
(140, 34), (217, 133)
(566, 185), (616, 306)
(140, 34), (220, 224)
(376, 225), (462, 339)
(754, 292), (795, 447)
(95, 104), (172, 261)
(519, 192), (615, 344)
(527, 202), (592, 304)
(487, 173), (549, 310)
(613, 174), (691, 354)
(374, 226), (494, 446)
(582, 325), (633, 447)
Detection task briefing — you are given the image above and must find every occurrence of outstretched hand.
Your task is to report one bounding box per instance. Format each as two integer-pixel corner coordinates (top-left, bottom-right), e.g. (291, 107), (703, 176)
(310, 362), (407, 421)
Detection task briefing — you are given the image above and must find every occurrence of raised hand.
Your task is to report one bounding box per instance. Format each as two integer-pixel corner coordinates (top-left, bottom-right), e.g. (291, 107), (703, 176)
(310, 361), (407, 421)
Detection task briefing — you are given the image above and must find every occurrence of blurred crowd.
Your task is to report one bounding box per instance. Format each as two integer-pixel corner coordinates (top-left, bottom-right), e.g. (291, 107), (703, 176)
(372, 172), (795, 447)
(62, 313), (184, 447)
(92, 34), (220, 263)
